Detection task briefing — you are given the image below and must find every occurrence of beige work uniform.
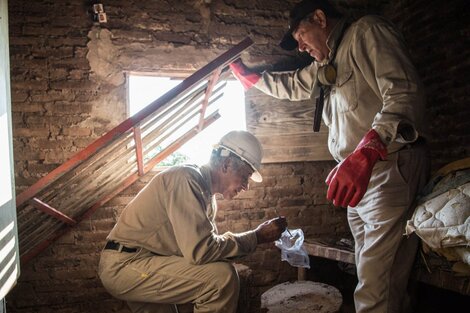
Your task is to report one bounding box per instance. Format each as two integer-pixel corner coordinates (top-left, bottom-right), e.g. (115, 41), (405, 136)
(255, 16), (429, 313)
(99, 165), (258, 313)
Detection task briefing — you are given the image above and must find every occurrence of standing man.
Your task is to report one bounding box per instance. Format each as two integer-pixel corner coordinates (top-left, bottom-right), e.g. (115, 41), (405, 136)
(230, 1), (429, 312)
(99, 130), (287, 313)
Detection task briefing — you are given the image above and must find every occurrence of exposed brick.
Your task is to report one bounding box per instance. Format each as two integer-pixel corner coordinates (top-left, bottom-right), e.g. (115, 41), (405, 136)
(68, 69), (88, 80)
(9, 36), (43, 45)
(31, 46), (74, 59)
(275, 175), (302, 187)
(266, 186), (303, 198)
(11, 79), (48, 91)
(26, 162), (58, 175)
(50, 80), (96, 90)
(31, 90), (71, 102)
(14, 127), (50, 138)
(47, 68), (69, 80)
(11, 103), (43, 113)
(62, 126), (92, 137)
(42, 149), (76, 164)
(50, 268), (97, 280)
(7, 0), (469, 312)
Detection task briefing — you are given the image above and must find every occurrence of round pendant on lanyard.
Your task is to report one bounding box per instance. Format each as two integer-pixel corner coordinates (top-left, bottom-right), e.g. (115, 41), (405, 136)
(317, 64), (337, 86)
(313, 21), (349, 132)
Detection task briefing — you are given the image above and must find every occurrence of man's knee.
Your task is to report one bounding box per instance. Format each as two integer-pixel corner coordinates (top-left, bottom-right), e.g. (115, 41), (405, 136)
(210, 262), (239, 294)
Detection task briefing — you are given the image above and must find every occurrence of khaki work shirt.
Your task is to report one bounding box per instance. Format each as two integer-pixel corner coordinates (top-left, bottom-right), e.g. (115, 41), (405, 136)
(255, 16), (426, 162)
(107, 164), (258, 265)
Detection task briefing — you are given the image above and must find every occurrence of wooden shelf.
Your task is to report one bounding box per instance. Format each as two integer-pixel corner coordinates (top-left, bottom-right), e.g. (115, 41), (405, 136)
(303, 238), (355, 264)
(299, 237), (470, 296)
(298, 237), (355, 281)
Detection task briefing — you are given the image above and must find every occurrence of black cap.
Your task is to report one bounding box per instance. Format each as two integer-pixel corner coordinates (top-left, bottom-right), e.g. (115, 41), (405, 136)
(280, 0), (342, 51)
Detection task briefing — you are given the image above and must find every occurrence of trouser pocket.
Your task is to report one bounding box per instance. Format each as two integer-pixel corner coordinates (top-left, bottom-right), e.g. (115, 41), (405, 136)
(99, 249), (160, 298)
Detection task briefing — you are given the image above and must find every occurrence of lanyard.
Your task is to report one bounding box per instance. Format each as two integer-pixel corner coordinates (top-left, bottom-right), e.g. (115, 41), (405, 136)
(313, 20), (350, 132)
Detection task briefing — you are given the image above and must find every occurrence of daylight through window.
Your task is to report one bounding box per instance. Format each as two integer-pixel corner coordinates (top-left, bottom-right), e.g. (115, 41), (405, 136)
(128, 75), (246, 166)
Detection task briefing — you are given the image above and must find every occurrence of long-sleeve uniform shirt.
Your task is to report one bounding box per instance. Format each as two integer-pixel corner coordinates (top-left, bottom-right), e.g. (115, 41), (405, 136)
(254, 16), (426, 161)
(107, 164), (258, 265)
(253, 16), (429, 313)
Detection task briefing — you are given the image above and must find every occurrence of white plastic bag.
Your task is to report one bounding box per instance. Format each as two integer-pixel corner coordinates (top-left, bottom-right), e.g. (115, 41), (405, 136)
(275, 228), (310, 269)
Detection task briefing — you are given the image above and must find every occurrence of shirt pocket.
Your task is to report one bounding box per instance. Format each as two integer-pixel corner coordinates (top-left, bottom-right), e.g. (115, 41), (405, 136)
(322, 96), (332, 127)
(332, 69), (358, 112)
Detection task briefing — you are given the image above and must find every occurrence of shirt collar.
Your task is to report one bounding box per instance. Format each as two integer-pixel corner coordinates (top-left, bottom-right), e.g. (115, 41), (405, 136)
(199, 164), (213, 197)
(325, 18), (349, 64)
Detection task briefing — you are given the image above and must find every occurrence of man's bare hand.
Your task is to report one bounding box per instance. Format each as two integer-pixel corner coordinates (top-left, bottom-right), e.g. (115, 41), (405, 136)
(255, 217), (287, 244)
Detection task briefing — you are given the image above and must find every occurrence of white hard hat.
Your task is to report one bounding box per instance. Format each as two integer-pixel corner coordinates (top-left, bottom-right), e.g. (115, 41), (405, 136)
(214, 130), (263, 182)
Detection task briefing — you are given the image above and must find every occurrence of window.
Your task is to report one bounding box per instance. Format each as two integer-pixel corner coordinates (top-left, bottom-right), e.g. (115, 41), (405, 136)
(128, 74), (246, 166)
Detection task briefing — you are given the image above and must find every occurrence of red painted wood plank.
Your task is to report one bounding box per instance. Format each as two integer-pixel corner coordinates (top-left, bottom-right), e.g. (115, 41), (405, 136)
(30, 198), (77, 225)
(16, 37), (253, 207)
(20, 113), (220, 264)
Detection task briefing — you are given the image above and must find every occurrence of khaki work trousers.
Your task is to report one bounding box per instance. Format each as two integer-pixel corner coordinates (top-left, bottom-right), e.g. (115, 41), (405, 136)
(349, 141), (429, 313)
(99, 248), (239, 313)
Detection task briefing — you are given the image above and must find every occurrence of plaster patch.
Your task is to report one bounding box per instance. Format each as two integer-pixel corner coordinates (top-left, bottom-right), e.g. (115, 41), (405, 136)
(87, 27), (125, 86)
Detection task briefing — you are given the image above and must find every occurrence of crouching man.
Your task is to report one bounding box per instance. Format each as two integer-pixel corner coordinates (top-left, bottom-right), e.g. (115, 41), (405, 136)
(99, 130), (287, 313)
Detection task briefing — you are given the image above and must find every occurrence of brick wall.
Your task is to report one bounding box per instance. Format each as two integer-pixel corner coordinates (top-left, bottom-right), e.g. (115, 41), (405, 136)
(382, 0), (470, 169)
(7, 160), (346, 312)
(6, 0), (469, 312)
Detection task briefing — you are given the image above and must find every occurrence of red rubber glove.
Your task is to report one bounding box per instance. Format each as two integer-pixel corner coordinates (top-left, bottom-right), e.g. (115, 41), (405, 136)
(326, 129), (387, 207)
(229, 59), (261, 90)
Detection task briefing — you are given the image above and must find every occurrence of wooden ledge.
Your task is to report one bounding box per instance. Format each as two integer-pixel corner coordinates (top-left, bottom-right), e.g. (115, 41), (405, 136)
(303, 238), (355, 265)
(298, 237), (355, 281)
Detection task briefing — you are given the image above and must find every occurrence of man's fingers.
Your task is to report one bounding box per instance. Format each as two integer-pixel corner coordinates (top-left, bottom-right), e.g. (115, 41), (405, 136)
(334, 185), (348, 207)
(255, 217), (288, 243)
(270, 217), (286, 231)
(349, 188), (366, 207)
(340, 186), (356, 208)
(232, 58), (243, 65)
(229, 58), (242, 68)
(325, 166), (338, 185)
(326, 177), (338, 201)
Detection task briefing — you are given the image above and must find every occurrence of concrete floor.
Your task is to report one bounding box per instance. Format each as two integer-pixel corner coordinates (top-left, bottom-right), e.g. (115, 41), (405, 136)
(173, 256), (469, 313)
(304, 256), (470, 313)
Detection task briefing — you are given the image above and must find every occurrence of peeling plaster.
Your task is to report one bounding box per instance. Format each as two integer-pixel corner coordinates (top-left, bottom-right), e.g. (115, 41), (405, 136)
(194, 0), (212, 34)
(87, 27), (125, 86)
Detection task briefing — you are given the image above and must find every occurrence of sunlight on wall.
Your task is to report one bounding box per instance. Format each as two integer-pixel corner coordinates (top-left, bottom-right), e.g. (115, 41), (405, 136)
(128, 75), (246, 165)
